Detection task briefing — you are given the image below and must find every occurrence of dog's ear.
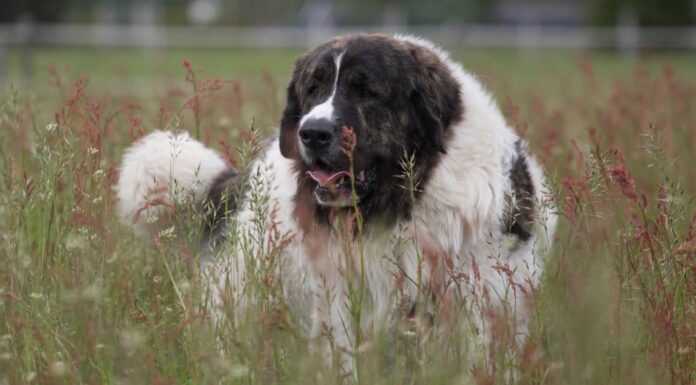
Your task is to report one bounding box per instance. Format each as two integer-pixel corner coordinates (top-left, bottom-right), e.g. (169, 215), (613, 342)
(409, 45), (462, 153)
(279, 62), (306, 159)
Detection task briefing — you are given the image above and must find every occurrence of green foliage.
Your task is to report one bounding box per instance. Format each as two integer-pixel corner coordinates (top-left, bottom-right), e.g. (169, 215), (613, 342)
(589, 0), (694, 26)
(335, 0), (496, 25)
(0, 0), (70, 22)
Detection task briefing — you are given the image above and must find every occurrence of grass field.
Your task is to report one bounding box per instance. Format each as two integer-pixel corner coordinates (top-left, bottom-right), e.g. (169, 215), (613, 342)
(1, 47), (695, 384)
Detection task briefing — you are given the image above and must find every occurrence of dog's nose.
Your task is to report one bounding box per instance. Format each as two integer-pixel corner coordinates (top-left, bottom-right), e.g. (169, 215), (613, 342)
(299, 119), (334, 150)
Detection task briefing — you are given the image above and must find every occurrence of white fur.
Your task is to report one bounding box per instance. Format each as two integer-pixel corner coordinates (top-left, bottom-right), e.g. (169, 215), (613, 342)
(299, 51), (345, 126)
(116, 130), (228, 236)
(115, 35), (557, 374)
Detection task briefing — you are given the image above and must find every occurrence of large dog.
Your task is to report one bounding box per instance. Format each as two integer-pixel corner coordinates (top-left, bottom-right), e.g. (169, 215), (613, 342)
(116, 33), (557, 371)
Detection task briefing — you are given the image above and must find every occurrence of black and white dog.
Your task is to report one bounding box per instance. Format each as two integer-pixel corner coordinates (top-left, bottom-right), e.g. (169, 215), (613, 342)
(116, 33), (556, 370)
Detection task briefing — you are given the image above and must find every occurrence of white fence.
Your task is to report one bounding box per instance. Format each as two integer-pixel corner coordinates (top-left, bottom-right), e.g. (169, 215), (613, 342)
(1, 23), (695, 50)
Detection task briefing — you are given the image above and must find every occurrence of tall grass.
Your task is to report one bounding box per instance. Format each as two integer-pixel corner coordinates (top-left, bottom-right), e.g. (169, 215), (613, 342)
(0, 56), (694, 385)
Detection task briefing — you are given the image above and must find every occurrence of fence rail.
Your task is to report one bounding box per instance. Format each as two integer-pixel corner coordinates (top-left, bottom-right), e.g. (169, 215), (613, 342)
(1, 23), (695, 50)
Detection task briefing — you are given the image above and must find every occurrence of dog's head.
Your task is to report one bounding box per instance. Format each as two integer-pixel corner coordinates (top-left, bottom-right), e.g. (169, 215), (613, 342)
(280, 34), (462, 220)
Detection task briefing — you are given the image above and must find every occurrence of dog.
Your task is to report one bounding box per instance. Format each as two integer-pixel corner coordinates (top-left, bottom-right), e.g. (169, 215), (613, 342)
(116, 33), (557, 372)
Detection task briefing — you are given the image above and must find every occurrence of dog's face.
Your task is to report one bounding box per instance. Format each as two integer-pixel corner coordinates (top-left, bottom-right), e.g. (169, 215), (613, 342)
(280, 34), (462, 218)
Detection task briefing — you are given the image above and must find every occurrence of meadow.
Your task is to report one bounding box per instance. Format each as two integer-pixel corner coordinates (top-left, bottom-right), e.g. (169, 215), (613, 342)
(0, 46), (695, 384)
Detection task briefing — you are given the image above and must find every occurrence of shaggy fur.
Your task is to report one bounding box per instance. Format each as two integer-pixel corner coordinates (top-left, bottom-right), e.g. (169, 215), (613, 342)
(116, 34), (557, 373)
(116, 130), (229, 237)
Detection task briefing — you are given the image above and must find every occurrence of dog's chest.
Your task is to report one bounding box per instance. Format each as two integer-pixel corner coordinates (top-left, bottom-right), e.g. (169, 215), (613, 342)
(295, 206), (469, 313)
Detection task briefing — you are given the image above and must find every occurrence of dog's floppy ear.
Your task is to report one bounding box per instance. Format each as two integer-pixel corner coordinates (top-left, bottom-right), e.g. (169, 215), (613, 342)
(409, 46), (462, 153)
(279, 62), (305, 159)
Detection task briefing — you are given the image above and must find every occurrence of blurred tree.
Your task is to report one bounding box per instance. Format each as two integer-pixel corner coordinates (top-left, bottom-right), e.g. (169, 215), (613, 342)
(634, 0), (693, 26)
(162, 0), (191, 25)
(405, 0), (495, 24)
(0, 0), (70, 22)
(336, 0), (496, 25)
(589, 0), (693, 26)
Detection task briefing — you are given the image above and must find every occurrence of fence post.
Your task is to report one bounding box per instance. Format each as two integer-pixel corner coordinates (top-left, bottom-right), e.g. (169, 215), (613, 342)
(616, 6), (639, 55)
(0, 45), (6, 80)
(17, 15), (35, 81)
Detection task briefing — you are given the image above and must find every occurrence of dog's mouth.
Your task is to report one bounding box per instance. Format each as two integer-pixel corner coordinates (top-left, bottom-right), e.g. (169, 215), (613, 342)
(305, 164), (373, 208)
(306, 169), (351, 189)
(302, 126), (375, 208)
(306, 167), (354, 207)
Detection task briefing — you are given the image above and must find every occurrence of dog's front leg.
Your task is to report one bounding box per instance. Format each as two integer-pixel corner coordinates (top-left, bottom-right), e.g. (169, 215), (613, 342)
(309, 270), (357, 378)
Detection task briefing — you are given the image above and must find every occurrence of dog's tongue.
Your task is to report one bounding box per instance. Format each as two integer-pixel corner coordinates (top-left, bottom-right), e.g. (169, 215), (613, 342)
(306, 170), (351, 188)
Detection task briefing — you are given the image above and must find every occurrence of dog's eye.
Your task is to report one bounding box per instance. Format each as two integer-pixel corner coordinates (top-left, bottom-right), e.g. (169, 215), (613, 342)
(351, 74), (378, 99)
(358, 86), (378, 99)
(307, 84), (319, 96)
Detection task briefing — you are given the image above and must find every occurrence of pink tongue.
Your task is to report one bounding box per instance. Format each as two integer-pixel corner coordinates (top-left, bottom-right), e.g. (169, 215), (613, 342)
(306, 170), (351, 188)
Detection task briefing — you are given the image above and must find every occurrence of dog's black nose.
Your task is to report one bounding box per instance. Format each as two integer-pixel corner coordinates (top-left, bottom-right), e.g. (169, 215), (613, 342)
(299, 119), (334, 150)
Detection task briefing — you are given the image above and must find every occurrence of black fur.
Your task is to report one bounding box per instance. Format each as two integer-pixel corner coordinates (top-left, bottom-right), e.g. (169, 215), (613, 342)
(203, 167), (241, 242)
(503, 141), (536, 242)
(279, 65), (303, 159)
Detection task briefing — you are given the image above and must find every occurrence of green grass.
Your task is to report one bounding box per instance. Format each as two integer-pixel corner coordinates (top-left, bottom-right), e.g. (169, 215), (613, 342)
(0, 47), (695, 384)
(5, 46), (696, 86)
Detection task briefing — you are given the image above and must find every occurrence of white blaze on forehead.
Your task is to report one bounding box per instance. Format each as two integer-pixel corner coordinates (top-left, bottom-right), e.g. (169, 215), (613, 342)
(299, 51), (345, 126)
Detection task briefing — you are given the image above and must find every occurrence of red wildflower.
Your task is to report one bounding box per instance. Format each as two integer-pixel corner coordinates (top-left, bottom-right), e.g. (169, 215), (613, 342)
(339, 126), (357, 157)
(608, 165), (638, 202)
